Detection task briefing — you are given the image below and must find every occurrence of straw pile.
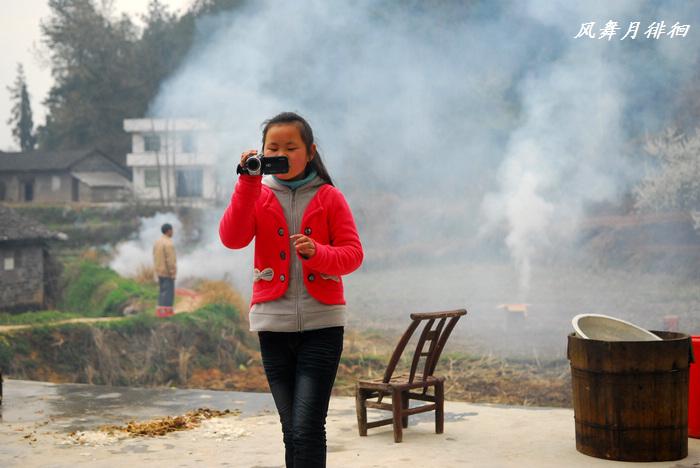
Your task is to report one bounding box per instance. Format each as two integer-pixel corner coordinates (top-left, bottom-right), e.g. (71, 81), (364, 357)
(100, 408), (240, 437)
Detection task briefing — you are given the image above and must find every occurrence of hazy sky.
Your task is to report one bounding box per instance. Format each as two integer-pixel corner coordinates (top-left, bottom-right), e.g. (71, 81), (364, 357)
(0, 0), (192, 152)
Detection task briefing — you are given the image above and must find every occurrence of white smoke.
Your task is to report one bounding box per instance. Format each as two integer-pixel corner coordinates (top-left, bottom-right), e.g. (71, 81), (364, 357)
(479, 0), (700, 299)
(481, 38), (627, 299)
(110, 211), (253, 294)
(104, 0), (700, 350)
(110, 212), (181, 276)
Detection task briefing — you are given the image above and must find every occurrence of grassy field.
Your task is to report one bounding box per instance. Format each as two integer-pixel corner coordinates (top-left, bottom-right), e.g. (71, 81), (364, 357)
(59, 260), (159, 316)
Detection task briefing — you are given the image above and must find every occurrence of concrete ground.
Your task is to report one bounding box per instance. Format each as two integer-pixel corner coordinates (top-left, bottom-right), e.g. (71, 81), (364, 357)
(1, 379), (699, 467)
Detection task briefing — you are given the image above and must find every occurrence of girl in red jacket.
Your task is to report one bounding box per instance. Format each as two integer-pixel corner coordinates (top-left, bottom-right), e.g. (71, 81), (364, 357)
(219, 112), (363, 468)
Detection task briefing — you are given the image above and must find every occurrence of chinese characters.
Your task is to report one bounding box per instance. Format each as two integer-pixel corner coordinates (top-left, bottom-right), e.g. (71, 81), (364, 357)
(574, 21), (690, 40)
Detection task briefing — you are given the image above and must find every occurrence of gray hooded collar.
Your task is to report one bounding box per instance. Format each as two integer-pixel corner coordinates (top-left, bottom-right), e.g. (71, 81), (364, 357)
(263, 174), (326, 193)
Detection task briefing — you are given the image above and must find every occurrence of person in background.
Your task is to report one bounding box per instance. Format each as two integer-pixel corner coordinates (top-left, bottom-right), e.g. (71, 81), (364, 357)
(153, 223), (177, 317)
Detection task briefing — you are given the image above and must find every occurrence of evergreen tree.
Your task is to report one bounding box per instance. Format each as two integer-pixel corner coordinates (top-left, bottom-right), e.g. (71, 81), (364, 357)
(37, 0), (139, 157)
(36, 0), (202, 161)
(36, 0), (248, 160)
(7, 64), (37, 151)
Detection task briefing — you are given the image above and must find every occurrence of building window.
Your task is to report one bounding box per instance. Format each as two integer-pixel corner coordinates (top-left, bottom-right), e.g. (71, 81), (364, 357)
(4, 255), (14, 271)
(51, 175), (61, 191)
(144, 169), (160, 188)
(0, 181), (5, 201)
(182, 133), (196, 153)
(176, 168), (203, 198)
(144, 134), (161, 152)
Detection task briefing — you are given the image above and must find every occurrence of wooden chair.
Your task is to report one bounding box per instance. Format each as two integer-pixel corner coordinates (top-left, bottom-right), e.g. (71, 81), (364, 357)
(355, 309), (467, 442)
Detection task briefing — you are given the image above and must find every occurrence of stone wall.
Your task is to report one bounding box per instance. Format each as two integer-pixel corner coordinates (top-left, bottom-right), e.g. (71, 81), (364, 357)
(0, 245), (45, 310)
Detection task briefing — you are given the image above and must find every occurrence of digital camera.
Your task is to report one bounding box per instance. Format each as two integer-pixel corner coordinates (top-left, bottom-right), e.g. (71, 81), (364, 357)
(237, 154), (289, 176)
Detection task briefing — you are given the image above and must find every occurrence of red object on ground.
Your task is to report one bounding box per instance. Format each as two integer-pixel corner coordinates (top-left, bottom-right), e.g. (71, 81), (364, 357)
(155, 306), (174, 318)
(690, 336), (700, 438)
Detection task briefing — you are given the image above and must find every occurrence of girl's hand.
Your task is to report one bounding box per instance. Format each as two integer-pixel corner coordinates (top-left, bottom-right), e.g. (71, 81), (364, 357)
(290, 234), (316, 259)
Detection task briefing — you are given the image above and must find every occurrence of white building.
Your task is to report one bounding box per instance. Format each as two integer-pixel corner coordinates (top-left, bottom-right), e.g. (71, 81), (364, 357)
(124, 118), (219, 206)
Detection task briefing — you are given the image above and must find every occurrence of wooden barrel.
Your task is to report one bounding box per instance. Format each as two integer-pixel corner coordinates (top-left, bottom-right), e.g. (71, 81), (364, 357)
(567, 331), (692, 461)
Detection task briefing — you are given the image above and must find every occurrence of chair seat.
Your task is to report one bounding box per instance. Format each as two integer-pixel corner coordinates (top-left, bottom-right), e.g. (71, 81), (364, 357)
(357, 374), (443, 391)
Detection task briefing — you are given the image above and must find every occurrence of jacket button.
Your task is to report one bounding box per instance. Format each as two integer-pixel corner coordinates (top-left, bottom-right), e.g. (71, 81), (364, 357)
(307, 274), (315, 282)
(278, 228), (284, 236)
(304, 227), (312, 235)
(280, 251), (286, 260)
(280, 274), (286, 282)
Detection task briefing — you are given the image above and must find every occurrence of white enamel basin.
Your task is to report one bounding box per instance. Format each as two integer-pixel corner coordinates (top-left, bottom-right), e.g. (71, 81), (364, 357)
(572, 314), (662, 341)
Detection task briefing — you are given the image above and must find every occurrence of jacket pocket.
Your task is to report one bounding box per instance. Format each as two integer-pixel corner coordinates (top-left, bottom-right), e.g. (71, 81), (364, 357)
(251, 301), (296, 316)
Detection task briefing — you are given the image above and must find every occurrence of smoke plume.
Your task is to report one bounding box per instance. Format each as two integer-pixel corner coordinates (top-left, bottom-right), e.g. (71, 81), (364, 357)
(109, 0), (700, 354)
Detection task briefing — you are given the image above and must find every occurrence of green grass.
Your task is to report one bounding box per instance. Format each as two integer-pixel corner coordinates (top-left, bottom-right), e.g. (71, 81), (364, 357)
(0, 310), (82, 326)
(60, 260), (158, 316)
(33, 303), (242, 334)
(170, 303), (239, 327)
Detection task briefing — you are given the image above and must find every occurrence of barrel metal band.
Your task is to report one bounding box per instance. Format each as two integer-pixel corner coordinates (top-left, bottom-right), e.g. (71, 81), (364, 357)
(570, 366), (686, 376)
(575, 418), (688, 431)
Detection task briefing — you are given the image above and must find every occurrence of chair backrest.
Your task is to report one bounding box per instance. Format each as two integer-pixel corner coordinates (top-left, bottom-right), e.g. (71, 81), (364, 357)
(382, 309), (467, 385)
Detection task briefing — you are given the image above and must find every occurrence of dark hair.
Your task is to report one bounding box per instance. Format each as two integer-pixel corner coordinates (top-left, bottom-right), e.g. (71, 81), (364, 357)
(161, 223), (173, 234)
(262, 112), (334, 186)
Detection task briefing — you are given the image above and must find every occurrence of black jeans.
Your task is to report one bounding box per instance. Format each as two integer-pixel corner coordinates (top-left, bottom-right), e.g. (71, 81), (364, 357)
(258, 326), (344, 468)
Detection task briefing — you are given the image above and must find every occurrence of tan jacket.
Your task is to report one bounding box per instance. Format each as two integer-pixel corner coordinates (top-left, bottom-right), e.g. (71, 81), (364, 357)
(153, 235), (177, 278)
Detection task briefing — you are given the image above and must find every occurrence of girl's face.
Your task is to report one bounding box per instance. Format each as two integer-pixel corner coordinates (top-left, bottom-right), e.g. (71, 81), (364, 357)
(263, 124), (315, 180)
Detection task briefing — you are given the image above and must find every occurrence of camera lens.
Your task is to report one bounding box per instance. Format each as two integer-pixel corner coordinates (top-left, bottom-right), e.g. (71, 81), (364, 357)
(246, 156), (261, 173)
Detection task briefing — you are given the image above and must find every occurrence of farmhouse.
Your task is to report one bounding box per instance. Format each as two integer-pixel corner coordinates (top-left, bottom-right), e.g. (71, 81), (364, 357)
(124, 118), (219, 206)
(0, 149), (131, 203)
(0, 205), (64, 311)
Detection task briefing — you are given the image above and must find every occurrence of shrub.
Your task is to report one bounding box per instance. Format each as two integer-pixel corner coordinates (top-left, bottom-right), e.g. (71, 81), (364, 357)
(60, 260), (157, 316)
(196, 279), (247, 314)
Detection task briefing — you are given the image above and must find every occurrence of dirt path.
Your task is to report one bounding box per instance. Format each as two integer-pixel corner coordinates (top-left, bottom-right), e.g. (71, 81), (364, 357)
(173, 288), (203, 314)
(0, 288), (203, 333)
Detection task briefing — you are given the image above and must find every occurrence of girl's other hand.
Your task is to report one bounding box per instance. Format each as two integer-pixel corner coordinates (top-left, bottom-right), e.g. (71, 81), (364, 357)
(290, 234), (316, 259)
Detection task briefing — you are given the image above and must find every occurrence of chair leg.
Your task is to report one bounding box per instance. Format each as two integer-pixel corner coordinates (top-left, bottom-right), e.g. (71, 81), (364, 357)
(401, 391), (409, 428)
(435, 380), (444, 434)
(392, 388), (403, 443)
(355, 385), (368, 436)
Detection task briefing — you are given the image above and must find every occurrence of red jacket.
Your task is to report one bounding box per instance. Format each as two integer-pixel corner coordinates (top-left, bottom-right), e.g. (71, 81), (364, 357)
(219, 175), (363, 305)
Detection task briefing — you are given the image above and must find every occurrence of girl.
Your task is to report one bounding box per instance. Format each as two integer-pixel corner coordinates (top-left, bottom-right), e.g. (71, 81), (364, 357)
(219, 112), (363, 468)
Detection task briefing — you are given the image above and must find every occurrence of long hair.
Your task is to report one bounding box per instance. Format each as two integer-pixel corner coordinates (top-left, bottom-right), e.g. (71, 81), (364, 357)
(262, 112), (334, 186)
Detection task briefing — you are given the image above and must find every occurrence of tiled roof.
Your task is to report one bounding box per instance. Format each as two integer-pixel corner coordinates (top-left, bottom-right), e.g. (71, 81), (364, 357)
(0, 149), (105, 172)
(0, 205), (63, 242)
